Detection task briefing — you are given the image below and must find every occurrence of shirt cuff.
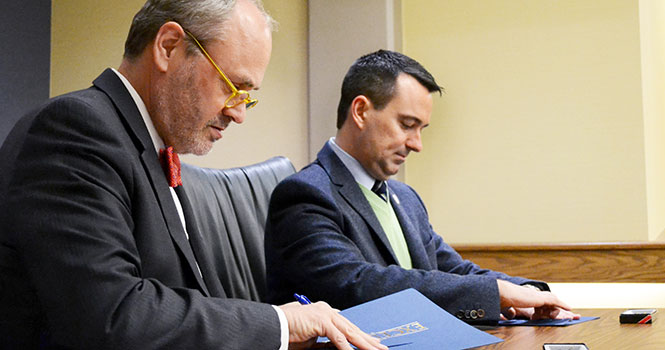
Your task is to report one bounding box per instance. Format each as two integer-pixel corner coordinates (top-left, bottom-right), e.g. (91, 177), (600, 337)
(272, 305), (289, 350)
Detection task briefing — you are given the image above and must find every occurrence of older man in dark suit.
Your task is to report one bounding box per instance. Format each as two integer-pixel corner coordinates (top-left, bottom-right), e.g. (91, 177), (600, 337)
(0, 1), (386, 349)
(266, 50), (579, 324)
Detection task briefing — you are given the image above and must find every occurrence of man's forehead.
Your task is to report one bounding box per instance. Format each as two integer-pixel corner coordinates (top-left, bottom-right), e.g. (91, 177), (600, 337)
(206, 34), (271, 89)
(386, 74), (433, 121)
(203, 13), (272, 90)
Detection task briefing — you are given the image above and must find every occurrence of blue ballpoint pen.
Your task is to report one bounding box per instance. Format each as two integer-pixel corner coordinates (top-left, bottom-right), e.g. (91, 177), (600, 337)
(294, 293), (312, 305)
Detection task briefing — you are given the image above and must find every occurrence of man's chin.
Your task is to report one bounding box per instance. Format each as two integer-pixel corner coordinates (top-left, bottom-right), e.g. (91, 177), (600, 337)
(192, 145), (214, 156)
(388, 163), (403, 176)
(179, 141), (214, 156)
(376, 169), (399, 181)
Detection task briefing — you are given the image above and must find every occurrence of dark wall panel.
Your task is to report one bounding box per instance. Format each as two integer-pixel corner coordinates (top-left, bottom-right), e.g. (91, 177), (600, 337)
(0, 1), (51, 145)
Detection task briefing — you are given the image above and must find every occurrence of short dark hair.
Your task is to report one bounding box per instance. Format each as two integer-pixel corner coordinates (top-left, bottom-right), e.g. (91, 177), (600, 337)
(336, 49), (442, 129)
(123, 0), (275, 60)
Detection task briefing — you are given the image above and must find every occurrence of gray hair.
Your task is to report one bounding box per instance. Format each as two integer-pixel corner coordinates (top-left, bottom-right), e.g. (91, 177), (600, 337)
(123, 0), (276, 60)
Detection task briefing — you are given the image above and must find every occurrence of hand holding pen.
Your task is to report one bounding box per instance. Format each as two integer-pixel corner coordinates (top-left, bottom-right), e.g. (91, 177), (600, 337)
(294, 293), (312, 305)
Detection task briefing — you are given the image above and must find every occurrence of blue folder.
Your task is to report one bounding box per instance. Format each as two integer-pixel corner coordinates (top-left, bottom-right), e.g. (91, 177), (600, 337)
(498, 316), (599, 327)
(328, 288), (503, 349)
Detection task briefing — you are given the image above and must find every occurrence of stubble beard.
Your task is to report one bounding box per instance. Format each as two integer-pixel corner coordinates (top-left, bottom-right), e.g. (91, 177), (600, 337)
(153, 61), (216, 156)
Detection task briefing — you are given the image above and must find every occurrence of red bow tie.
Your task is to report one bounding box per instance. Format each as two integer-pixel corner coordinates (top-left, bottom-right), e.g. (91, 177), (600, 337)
(159, 147), (182, 188)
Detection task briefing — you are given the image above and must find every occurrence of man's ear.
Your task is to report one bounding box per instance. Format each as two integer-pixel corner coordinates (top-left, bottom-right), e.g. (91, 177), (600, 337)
(349, 95), (372, 130)
(152, 21), (186, 73)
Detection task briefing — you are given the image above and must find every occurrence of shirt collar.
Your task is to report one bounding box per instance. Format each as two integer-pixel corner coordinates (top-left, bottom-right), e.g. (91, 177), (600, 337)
(328, 137), (377, 191)
(111, 68), (164, 154)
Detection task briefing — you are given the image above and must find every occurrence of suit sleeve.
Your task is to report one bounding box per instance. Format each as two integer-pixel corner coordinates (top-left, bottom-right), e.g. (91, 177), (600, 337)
(266, 175), (544, 324)
(2, 97), (281, 349)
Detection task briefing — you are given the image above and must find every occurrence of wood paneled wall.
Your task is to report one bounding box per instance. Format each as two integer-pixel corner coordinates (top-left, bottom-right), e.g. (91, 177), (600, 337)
(453, 242), (665, 283)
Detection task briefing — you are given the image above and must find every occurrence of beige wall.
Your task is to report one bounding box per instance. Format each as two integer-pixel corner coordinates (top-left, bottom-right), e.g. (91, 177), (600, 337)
(51, 0), (310, 170)
(402, 0), (654, 243)
(51, 1), (140, 97)
(639, 0), (665, 241)
(51, 1), (665, 244)
(308, 0), (402, 163)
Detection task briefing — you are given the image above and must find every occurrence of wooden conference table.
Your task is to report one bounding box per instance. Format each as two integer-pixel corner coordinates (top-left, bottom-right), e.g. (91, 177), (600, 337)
(479, 309), (663, 349)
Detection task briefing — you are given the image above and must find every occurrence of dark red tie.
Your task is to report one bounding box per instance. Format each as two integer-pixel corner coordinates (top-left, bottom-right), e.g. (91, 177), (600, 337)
(159, 146), (182, 188)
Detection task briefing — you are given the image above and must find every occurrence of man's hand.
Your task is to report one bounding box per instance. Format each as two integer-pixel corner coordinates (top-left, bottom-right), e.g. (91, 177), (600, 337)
(279, 301), (388, 350)
(502, 306), (581, 320)
(497, 280), (580, 320)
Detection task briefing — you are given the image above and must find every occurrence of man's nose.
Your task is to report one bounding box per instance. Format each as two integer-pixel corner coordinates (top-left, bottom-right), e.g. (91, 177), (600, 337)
(406, 131), (423, 152)
(223, 103), (246, 124)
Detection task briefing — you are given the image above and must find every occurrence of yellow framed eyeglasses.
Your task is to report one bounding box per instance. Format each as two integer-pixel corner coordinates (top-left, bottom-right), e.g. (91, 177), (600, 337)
(184, 30), (258, 109)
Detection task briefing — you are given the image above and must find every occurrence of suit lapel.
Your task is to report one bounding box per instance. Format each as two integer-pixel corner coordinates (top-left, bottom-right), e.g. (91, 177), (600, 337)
(141, 151), (211, 296)
(93, 69), (211, 296)
(317, 144), (400, 265)
(389, 187), (431, 269)
(174, 186), (226, 297)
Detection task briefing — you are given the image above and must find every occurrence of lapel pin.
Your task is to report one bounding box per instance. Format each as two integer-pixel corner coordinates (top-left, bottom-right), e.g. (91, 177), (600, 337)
(392, 194), (400, 205)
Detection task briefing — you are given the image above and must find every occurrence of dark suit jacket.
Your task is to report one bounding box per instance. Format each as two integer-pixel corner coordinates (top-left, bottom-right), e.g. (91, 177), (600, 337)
(0, 69), (280, 349)
(265, 142), (547, 324)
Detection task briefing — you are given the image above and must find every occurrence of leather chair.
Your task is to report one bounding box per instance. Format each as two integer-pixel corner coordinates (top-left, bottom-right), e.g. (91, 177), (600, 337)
(181, 156), (295, 302)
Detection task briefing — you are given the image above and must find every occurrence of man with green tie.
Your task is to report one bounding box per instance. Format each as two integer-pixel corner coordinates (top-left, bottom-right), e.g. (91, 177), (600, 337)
(265, 49), (579, 324)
